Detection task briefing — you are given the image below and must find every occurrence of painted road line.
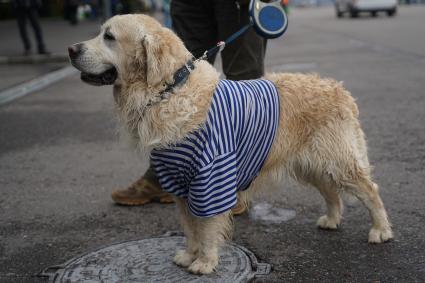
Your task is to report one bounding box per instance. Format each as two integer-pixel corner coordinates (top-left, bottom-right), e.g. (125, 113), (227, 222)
(0, 53), (68, 64)
(0, 66), (77, 106)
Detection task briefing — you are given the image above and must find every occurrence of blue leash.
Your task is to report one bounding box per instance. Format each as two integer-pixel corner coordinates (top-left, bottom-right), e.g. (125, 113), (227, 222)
(197, 23), (253, 61)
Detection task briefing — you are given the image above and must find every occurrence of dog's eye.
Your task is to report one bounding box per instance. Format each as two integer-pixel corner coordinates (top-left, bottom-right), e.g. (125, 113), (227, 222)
(104, 31), (115, 41)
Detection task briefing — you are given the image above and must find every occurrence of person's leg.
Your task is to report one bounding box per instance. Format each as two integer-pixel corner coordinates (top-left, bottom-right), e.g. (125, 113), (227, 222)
(70, 5), (78, 25)
(27, 7), (48, 54)
(214, 0), (267, 80)
(170, 0), (217, 64)
(111, 166), (174, 205)
(16, 8), (31, 54)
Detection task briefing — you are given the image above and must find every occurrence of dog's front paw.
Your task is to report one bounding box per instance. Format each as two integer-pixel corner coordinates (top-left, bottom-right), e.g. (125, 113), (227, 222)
(188, 257), (218, 275)
(317, 215), (340, 230)
(368, 227), (393, 243)
(173, 249), (196, 267)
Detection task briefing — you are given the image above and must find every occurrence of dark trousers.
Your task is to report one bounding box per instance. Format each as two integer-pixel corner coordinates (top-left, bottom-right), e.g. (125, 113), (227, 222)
(171, 0), (267, 80)
(65, 5), (78, 25)
(16, 7), (45, 52)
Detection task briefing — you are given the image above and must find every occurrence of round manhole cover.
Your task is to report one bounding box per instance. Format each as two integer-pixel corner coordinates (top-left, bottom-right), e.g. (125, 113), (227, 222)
(41, 235), (270, 282)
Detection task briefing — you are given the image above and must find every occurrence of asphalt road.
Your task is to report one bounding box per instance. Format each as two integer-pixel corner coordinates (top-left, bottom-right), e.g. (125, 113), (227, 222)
(1, 6), (424, 283)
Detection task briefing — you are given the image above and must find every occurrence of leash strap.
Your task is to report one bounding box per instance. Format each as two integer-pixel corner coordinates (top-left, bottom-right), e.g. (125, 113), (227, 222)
(198, 23), (253, 61)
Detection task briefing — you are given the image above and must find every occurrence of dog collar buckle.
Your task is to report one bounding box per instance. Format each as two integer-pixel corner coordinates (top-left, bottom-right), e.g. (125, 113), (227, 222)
(145, 60), (196, 110)
(163, 60), (195, 94)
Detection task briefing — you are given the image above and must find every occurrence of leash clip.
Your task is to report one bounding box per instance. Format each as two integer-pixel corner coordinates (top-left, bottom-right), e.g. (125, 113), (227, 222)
(184, 62), (193, 73)
(217, 41), (226, 53)
(198, 50), (209, 61)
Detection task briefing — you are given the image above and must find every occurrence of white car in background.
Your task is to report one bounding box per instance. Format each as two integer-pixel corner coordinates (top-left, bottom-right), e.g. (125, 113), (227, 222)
(335, 0), (397, 18)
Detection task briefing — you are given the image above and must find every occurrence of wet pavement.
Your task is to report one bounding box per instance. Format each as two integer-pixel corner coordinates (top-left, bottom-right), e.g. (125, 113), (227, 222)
(1, 6), (425, 283)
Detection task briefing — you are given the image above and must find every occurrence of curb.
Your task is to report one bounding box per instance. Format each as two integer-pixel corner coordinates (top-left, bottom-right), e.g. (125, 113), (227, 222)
(0, 66), (77, 106)
(0, 53), (69, 65)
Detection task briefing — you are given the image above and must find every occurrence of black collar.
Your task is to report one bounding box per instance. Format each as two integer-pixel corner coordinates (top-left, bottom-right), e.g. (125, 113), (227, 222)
(146, 60), (195, 108)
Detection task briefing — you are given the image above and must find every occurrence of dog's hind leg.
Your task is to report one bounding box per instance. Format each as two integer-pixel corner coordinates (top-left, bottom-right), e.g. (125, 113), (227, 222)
(319, 126), (392, 242)
(343, 174), (393, 243)
(290, 156), (343, 230)
(187, 211), (233, 275)
(314, 177), (343, 230)
(343, 126), (393, 243)
(293, 122), (392, 242)
(302, 156), (392, 242)
(174, 198), (199, 267)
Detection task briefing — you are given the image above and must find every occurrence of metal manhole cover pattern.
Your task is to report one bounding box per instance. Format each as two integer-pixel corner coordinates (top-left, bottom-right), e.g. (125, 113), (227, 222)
(46, 236), (269, 283)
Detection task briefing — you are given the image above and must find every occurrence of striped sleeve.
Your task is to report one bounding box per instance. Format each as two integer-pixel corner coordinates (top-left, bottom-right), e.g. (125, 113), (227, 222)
(187, 151), (238, 217)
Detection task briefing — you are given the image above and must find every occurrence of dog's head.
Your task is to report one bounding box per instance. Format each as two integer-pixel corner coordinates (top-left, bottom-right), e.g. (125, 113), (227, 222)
(68, 14), (191, 87)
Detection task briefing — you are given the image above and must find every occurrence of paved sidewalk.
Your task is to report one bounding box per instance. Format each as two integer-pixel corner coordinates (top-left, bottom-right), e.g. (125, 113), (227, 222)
(0, 18), (99, 91)
(0, 18), (100, 57)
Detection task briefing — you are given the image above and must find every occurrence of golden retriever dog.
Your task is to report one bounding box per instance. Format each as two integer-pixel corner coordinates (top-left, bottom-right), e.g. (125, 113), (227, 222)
(68, 14), (393, 274)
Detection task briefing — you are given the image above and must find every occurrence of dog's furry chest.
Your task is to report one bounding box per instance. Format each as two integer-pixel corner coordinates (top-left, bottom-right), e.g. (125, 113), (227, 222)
(151, 79), (280, 217)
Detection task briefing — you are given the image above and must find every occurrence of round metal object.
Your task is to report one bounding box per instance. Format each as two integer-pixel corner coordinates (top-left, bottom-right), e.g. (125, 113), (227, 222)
(249, 0), (288, 39)
(41, 235), (270, 283)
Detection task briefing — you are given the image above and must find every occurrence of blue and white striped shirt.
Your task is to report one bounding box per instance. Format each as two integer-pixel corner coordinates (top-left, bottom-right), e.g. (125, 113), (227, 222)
(151, 79), (280, 217)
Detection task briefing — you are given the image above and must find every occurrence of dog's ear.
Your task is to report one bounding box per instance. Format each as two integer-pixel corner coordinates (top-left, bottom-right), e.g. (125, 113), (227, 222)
(141, 28), (190, 88)
(142, 33), (165, 87)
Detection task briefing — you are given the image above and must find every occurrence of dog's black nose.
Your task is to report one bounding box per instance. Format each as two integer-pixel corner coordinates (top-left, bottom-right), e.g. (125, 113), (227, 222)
(68, 43), (83, 59)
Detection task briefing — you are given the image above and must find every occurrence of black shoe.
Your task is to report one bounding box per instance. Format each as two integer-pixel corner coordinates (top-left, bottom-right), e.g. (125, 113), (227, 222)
(24, 49), (31, 56)
(38, 47), (50, 55)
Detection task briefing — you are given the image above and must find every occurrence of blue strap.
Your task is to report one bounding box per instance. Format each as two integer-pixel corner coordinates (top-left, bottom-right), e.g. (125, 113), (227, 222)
(199, 22), (253, 61)
(224, 23), (253, 45)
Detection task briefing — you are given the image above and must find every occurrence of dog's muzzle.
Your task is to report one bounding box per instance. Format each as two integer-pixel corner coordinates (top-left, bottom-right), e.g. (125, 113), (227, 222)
(68, 43), (118, 86)
(80, 68), (118, 86)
